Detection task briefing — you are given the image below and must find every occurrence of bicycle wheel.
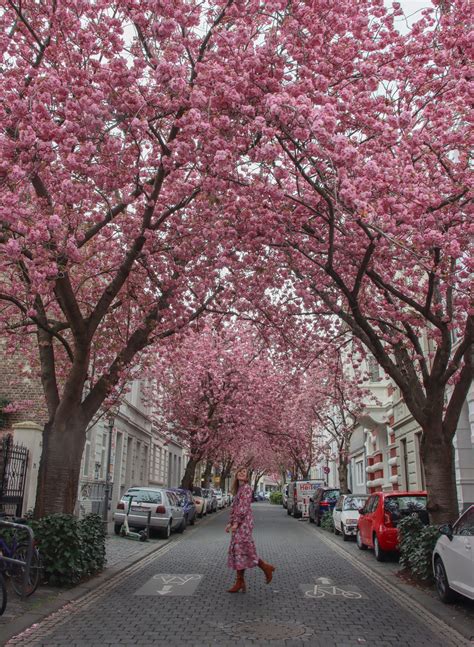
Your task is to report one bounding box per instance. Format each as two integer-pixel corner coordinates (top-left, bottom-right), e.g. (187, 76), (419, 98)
(10, 545), (41, 597)
(0, 573), (6, 616)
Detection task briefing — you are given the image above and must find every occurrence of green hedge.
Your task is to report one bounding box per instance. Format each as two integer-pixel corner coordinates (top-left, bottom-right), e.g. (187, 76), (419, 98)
(30, 513), (106, 586)
(399, 515), (440, 582)
(320, 511), (335, 532)
(270, 491), (283, 505)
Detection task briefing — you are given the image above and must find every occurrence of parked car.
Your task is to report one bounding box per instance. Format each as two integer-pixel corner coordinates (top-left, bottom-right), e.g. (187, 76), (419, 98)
(282, 485), (289, 509)
(114, 486), (185, 538)
(433, 505), (474, 603)
(309, 487), (341, 525)
(357, 490), (428, 561)
(171, 488), (197, 526)
(333, 494), (369, 541)
(287, 480), (324, 518)
(213, 489), (225, 509)
(192, 487), (207, 518)
(203, 488), (217, 513)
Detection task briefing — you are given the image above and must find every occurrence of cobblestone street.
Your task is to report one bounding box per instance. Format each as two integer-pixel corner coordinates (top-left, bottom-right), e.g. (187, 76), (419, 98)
(4, 504), (474, 647)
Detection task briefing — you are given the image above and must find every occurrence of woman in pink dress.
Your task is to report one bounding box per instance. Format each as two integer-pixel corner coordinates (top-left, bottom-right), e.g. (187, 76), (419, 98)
(226, 467), (275, 593)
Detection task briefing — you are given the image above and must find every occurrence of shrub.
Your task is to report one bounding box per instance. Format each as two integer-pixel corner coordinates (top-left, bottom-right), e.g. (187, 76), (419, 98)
(270, 491), (283, 505)
(320, 511), (335, 532)
(399, 515), (440, 582)
(30, 513), (106, 587)
(79, 514), (106, 576)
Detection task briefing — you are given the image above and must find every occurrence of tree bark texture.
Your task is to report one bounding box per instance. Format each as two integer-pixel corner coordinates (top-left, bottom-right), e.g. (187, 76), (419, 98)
(420, 423), (459, 525)
(338, 459), (349, 494)
(35, 415), (87, 518)
(181, 457), (199, 491)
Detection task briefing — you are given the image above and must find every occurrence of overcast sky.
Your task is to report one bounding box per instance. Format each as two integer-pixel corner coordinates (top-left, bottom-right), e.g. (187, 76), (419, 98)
(388, 0), (434, 32)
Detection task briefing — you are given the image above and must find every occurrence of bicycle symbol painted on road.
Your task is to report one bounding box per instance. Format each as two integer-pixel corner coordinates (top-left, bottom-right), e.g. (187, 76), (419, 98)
(304, 585), (362, 599)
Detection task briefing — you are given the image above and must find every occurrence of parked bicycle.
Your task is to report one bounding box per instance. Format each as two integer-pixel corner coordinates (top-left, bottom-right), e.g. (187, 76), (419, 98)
(0, 514), (41, 597)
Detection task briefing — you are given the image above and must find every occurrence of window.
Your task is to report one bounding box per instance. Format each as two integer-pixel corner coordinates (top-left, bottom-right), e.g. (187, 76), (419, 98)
(355, 460), (365, 486)
(124, 488), (162, 504)
(83, 440), (91, 477)
(366, 496), (378, 513)
(400, 438), (408, 490)
(454, 508), (474, 536)
(415, 433), (426, 489)
(367, 356), (381, 382)
(343, 496), (368, 511)
(100, 432), (107, 480)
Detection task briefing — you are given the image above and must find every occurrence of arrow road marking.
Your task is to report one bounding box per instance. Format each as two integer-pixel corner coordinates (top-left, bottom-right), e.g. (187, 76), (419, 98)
(157, 575), (201, 585)
(157, 585), (172, 595)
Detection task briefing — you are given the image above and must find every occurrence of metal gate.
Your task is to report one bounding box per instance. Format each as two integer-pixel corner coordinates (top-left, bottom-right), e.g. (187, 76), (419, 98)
(0, 435), (29, 516)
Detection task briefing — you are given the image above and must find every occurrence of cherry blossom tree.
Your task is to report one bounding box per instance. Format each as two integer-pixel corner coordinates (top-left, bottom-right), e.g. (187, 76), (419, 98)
(0, 0), (272, 516)
(150, 322), (285, 490)
(233, 0), (472, 522)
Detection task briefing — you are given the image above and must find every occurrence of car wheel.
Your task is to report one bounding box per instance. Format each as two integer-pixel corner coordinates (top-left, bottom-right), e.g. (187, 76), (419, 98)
(434, 557), (455, 603)
(342, 524), (349, 542)
(190, 515), (195, 526)
(316, 511), (321, 527)
(374, 535), (386, 562)
(159, 521), (172, 539)
(114, 523), (122, 536)
(177, 517), (186, 534)
(287, 507), (291, 515)
(309, 513), (315, 524)
(334, 523), (340, 535)
(356, 529), (367, 550)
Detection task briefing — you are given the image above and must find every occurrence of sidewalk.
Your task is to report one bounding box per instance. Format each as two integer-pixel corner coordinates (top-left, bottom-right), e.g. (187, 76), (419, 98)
(0, 515), (219, 645)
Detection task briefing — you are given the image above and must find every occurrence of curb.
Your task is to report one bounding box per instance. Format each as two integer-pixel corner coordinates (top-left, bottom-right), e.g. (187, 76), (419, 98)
(0, 509), (226, 645)
(309, 524), (474, 644)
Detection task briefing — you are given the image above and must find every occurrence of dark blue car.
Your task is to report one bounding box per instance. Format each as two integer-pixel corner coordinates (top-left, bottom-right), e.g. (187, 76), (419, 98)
(171, 488), (197, 527)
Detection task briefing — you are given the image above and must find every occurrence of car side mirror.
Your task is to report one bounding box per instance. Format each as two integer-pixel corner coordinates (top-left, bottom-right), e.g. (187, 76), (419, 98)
(359, 508), (365, 515)
(309, 497), (314, 503)
(439, 523), (453, 541)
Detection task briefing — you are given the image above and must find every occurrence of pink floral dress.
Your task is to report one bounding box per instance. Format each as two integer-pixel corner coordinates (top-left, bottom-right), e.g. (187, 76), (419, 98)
(227, 483), (259, 570)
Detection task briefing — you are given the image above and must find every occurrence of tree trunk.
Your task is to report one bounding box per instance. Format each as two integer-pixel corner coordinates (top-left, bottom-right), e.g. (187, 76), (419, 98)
(338, 458), (349, 494)
(35, 413), (87, 518)
(201, 460), (213, 488)
(420, 424), (458, 524)
(181, 457), (199, 491)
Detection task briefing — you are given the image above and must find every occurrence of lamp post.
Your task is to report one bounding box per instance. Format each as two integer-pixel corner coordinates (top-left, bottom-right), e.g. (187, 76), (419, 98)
(102, 416), (114, 532)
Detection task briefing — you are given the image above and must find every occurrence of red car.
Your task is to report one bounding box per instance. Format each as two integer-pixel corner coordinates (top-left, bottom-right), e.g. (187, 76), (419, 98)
(356, 490), (428, 561)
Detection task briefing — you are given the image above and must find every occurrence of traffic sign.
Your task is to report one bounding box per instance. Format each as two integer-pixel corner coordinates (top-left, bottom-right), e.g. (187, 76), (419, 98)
(323, 466), (330, 474)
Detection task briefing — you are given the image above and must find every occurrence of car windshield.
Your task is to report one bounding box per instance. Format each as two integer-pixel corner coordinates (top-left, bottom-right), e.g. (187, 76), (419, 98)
(323, 490), (340, 501)
(124, 489), (162, 504)
(343, 496), (367, 511)
(384, 496), (427, 513)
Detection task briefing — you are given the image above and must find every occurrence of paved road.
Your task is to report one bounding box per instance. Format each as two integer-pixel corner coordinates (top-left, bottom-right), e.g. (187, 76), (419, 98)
(6, 504), (471, 647)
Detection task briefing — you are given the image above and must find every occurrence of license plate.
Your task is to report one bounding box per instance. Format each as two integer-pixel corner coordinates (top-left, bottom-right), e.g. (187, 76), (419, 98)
(131, 506), (144, 512)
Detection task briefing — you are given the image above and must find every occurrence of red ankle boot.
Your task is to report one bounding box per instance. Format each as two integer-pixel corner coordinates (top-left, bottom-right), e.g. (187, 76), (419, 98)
(258, 559), (275, 584)
(228, 569), (246, 593)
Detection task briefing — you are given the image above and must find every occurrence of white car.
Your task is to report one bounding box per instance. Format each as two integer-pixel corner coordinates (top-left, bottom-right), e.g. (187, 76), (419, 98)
(433, 505), (474, 603)
(214, 489), (225, 509)
(333, 494), (369, 541)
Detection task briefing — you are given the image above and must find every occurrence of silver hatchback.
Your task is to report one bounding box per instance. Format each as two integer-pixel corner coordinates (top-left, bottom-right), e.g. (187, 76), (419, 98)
(114, 487), (185, 539)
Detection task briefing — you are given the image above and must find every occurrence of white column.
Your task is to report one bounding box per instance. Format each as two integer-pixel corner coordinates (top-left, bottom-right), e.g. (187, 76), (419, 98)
(12, 421), (43, 515)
